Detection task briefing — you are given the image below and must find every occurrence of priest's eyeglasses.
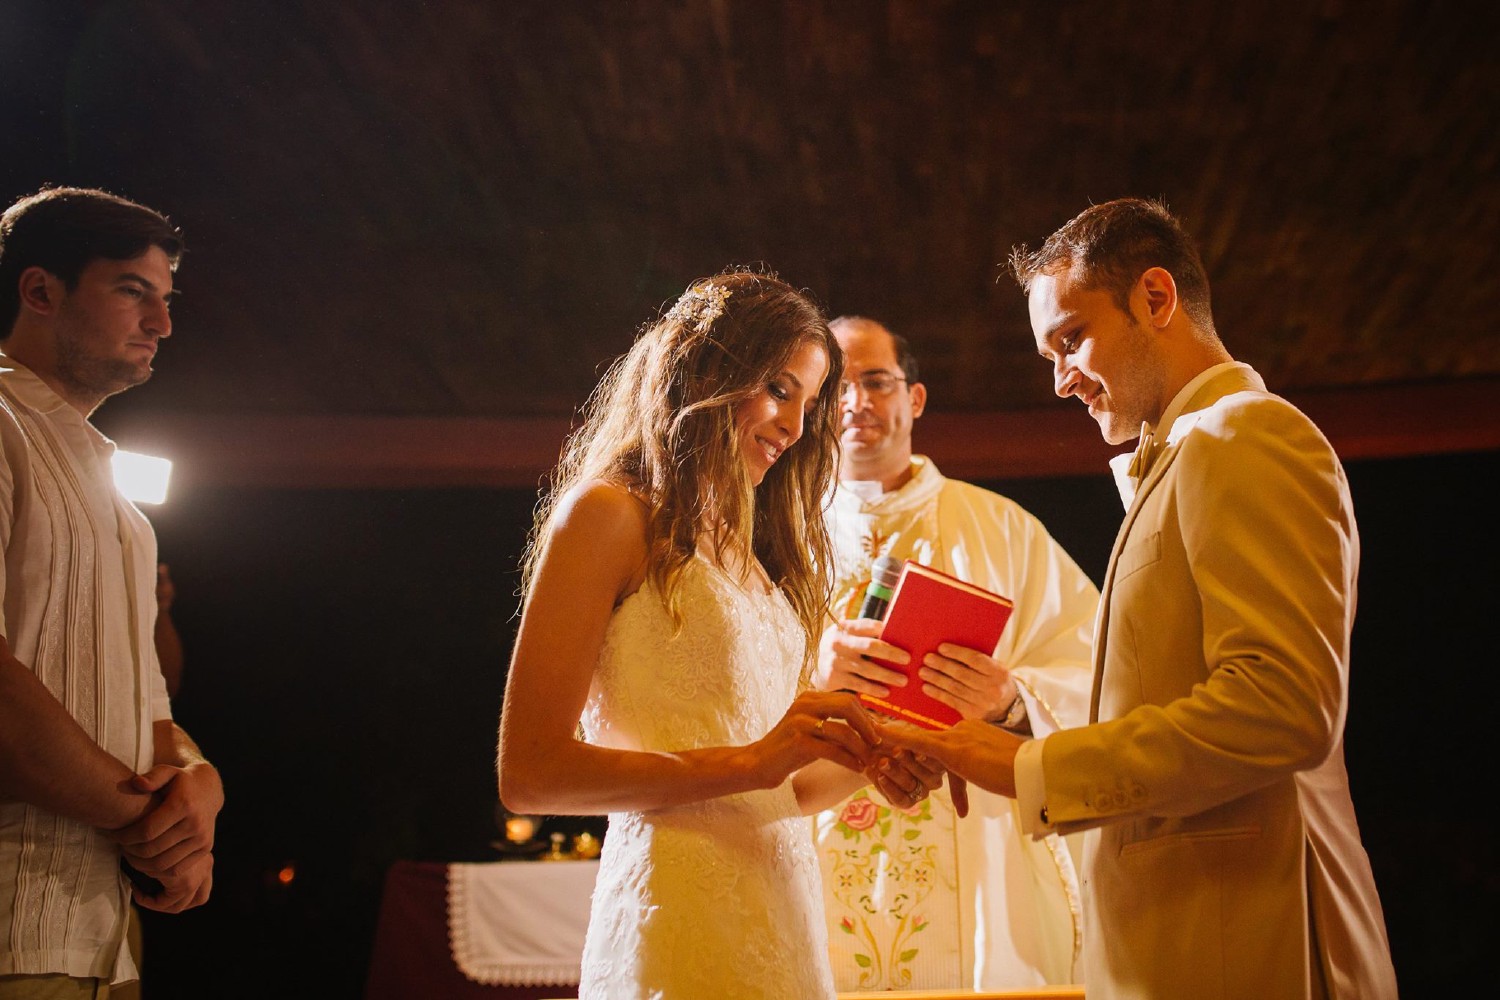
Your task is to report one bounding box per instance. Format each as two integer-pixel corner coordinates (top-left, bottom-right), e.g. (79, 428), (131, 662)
(839, 372), (909, 399)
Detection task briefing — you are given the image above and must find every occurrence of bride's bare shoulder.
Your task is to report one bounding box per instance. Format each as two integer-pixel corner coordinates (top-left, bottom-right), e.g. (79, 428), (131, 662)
(551, 478), (650, 545)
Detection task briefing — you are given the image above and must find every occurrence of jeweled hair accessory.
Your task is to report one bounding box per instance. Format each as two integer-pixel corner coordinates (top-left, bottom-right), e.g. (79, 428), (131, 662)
(666, 281), (732, 333)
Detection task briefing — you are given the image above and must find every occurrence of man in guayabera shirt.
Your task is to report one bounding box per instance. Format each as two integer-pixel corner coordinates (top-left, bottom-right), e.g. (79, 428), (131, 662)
(0, 187), (224, 998)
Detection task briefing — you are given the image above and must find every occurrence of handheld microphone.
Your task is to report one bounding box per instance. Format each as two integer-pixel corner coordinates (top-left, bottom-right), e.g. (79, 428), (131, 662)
(857, 556), (903, 621)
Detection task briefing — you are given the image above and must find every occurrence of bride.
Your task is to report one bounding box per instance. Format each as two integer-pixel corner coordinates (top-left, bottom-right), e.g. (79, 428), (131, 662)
(497, 268), (939, 998)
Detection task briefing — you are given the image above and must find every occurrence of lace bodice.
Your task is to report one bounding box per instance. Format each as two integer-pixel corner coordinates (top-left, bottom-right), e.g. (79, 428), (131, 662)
(577, 553), (837, 999)
(581, 553), (805, 752)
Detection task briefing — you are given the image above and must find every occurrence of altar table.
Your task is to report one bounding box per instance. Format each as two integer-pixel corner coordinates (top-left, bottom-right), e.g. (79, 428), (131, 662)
(363, 858), (597, 1000)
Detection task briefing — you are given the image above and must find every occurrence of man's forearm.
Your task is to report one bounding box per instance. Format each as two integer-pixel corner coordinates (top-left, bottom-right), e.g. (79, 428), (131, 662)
(0, 653), (154, 829)
(153, 719), (212, 768)
(150, 718), (225, 821)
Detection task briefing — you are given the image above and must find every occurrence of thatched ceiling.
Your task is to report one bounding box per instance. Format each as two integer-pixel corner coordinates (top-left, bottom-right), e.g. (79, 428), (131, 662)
(4, 0), (1497, 485)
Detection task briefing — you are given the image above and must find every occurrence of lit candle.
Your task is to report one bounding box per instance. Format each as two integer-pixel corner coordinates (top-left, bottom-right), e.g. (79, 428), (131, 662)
(572, 832), (600, 858)
(505, 816), (536, 843)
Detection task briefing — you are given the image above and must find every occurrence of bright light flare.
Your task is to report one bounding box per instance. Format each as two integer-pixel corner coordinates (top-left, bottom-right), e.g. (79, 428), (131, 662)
(112, 450), (173, 505)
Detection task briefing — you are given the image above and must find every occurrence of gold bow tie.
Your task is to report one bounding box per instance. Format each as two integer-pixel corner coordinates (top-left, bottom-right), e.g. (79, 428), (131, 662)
(1125, 422), (1159, 482)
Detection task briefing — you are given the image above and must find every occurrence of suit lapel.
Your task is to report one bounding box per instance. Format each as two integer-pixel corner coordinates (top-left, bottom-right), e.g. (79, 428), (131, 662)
(1088, 458), (1166, 718)
(1087, 366), (1268, 720)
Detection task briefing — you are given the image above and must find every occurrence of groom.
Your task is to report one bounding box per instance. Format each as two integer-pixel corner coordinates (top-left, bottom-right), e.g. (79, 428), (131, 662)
(883, 197), (1397, 999)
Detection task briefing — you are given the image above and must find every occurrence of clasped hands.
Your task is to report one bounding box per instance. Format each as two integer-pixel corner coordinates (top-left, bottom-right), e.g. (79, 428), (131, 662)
(760, 689), (945, 810)
(106, 761), (223, 912)
(783, 688), (1031, 818)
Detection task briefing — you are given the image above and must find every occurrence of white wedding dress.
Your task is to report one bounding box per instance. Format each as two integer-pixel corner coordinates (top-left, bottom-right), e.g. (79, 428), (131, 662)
(577, 552), (837, 999)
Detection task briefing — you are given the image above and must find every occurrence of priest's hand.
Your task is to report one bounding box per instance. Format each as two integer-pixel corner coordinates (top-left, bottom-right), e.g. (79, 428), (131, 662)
(814, 619), (910, 697)
(919, 643), (1021, 724)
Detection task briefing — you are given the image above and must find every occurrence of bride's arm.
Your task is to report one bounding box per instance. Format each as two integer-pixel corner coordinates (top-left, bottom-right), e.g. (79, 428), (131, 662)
(498, 481), (879, 816)
(790, 761), (869, 814)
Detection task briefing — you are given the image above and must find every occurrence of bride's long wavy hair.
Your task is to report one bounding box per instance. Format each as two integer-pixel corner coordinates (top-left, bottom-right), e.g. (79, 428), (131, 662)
(521, 267), (844, 653)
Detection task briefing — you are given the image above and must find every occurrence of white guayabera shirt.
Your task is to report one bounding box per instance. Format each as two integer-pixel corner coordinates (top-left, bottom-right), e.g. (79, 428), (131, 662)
(0, 357), (171, 984)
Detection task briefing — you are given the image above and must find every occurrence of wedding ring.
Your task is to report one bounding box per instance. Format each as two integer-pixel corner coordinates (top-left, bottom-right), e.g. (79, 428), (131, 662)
(814, 718), (827, 734)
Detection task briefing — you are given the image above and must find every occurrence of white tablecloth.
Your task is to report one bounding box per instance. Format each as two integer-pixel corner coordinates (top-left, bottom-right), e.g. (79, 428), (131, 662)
(446, 860), (600, 986)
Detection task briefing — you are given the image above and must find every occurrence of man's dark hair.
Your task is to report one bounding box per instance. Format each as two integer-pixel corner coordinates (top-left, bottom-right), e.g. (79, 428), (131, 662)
(831, 315), (921, 383)
(1008, 197), (1215, 333)
(888, 330), (920, 384)
(0, 186), (184, 333)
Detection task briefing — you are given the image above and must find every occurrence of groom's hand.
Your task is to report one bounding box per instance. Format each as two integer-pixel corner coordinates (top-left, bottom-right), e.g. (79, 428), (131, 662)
(950, 775), (969, 818)
(864, 748), (944, 810)
(878, 718), (1024, 804)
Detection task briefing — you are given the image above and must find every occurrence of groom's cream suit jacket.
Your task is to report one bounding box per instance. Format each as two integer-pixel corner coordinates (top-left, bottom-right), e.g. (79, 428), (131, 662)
(1036, 364), (1398, 999)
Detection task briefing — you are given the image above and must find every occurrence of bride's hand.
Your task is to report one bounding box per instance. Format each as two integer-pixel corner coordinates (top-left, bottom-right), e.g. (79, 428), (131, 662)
(748, 691), (882, 788)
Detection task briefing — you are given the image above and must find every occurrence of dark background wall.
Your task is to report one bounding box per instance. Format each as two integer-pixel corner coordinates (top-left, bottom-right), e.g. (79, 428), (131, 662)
(129, 447), (1496, 997)
(4, 2), (1495, 995)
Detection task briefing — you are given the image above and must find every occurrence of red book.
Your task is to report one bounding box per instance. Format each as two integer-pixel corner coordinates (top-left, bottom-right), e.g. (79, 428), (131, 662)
(858, 560), (1015, 730)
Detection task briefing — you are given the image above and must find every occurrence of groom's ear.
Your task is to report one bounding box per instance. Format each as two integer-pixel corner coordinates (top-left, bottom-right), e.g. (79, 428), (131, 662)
(1134, 266), (1179, 331)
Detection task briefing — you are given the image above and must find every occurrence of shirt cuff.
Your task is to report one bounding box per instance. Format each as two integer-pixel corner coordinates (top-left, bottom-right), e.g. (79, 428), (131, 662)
(1015, 735), (1053, 838)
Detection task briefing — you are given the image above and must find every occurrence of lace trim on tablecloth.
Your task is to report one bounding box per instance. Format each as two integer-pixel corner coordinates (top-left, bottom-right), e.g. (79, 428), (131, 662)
(445, 861), (598, 986)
